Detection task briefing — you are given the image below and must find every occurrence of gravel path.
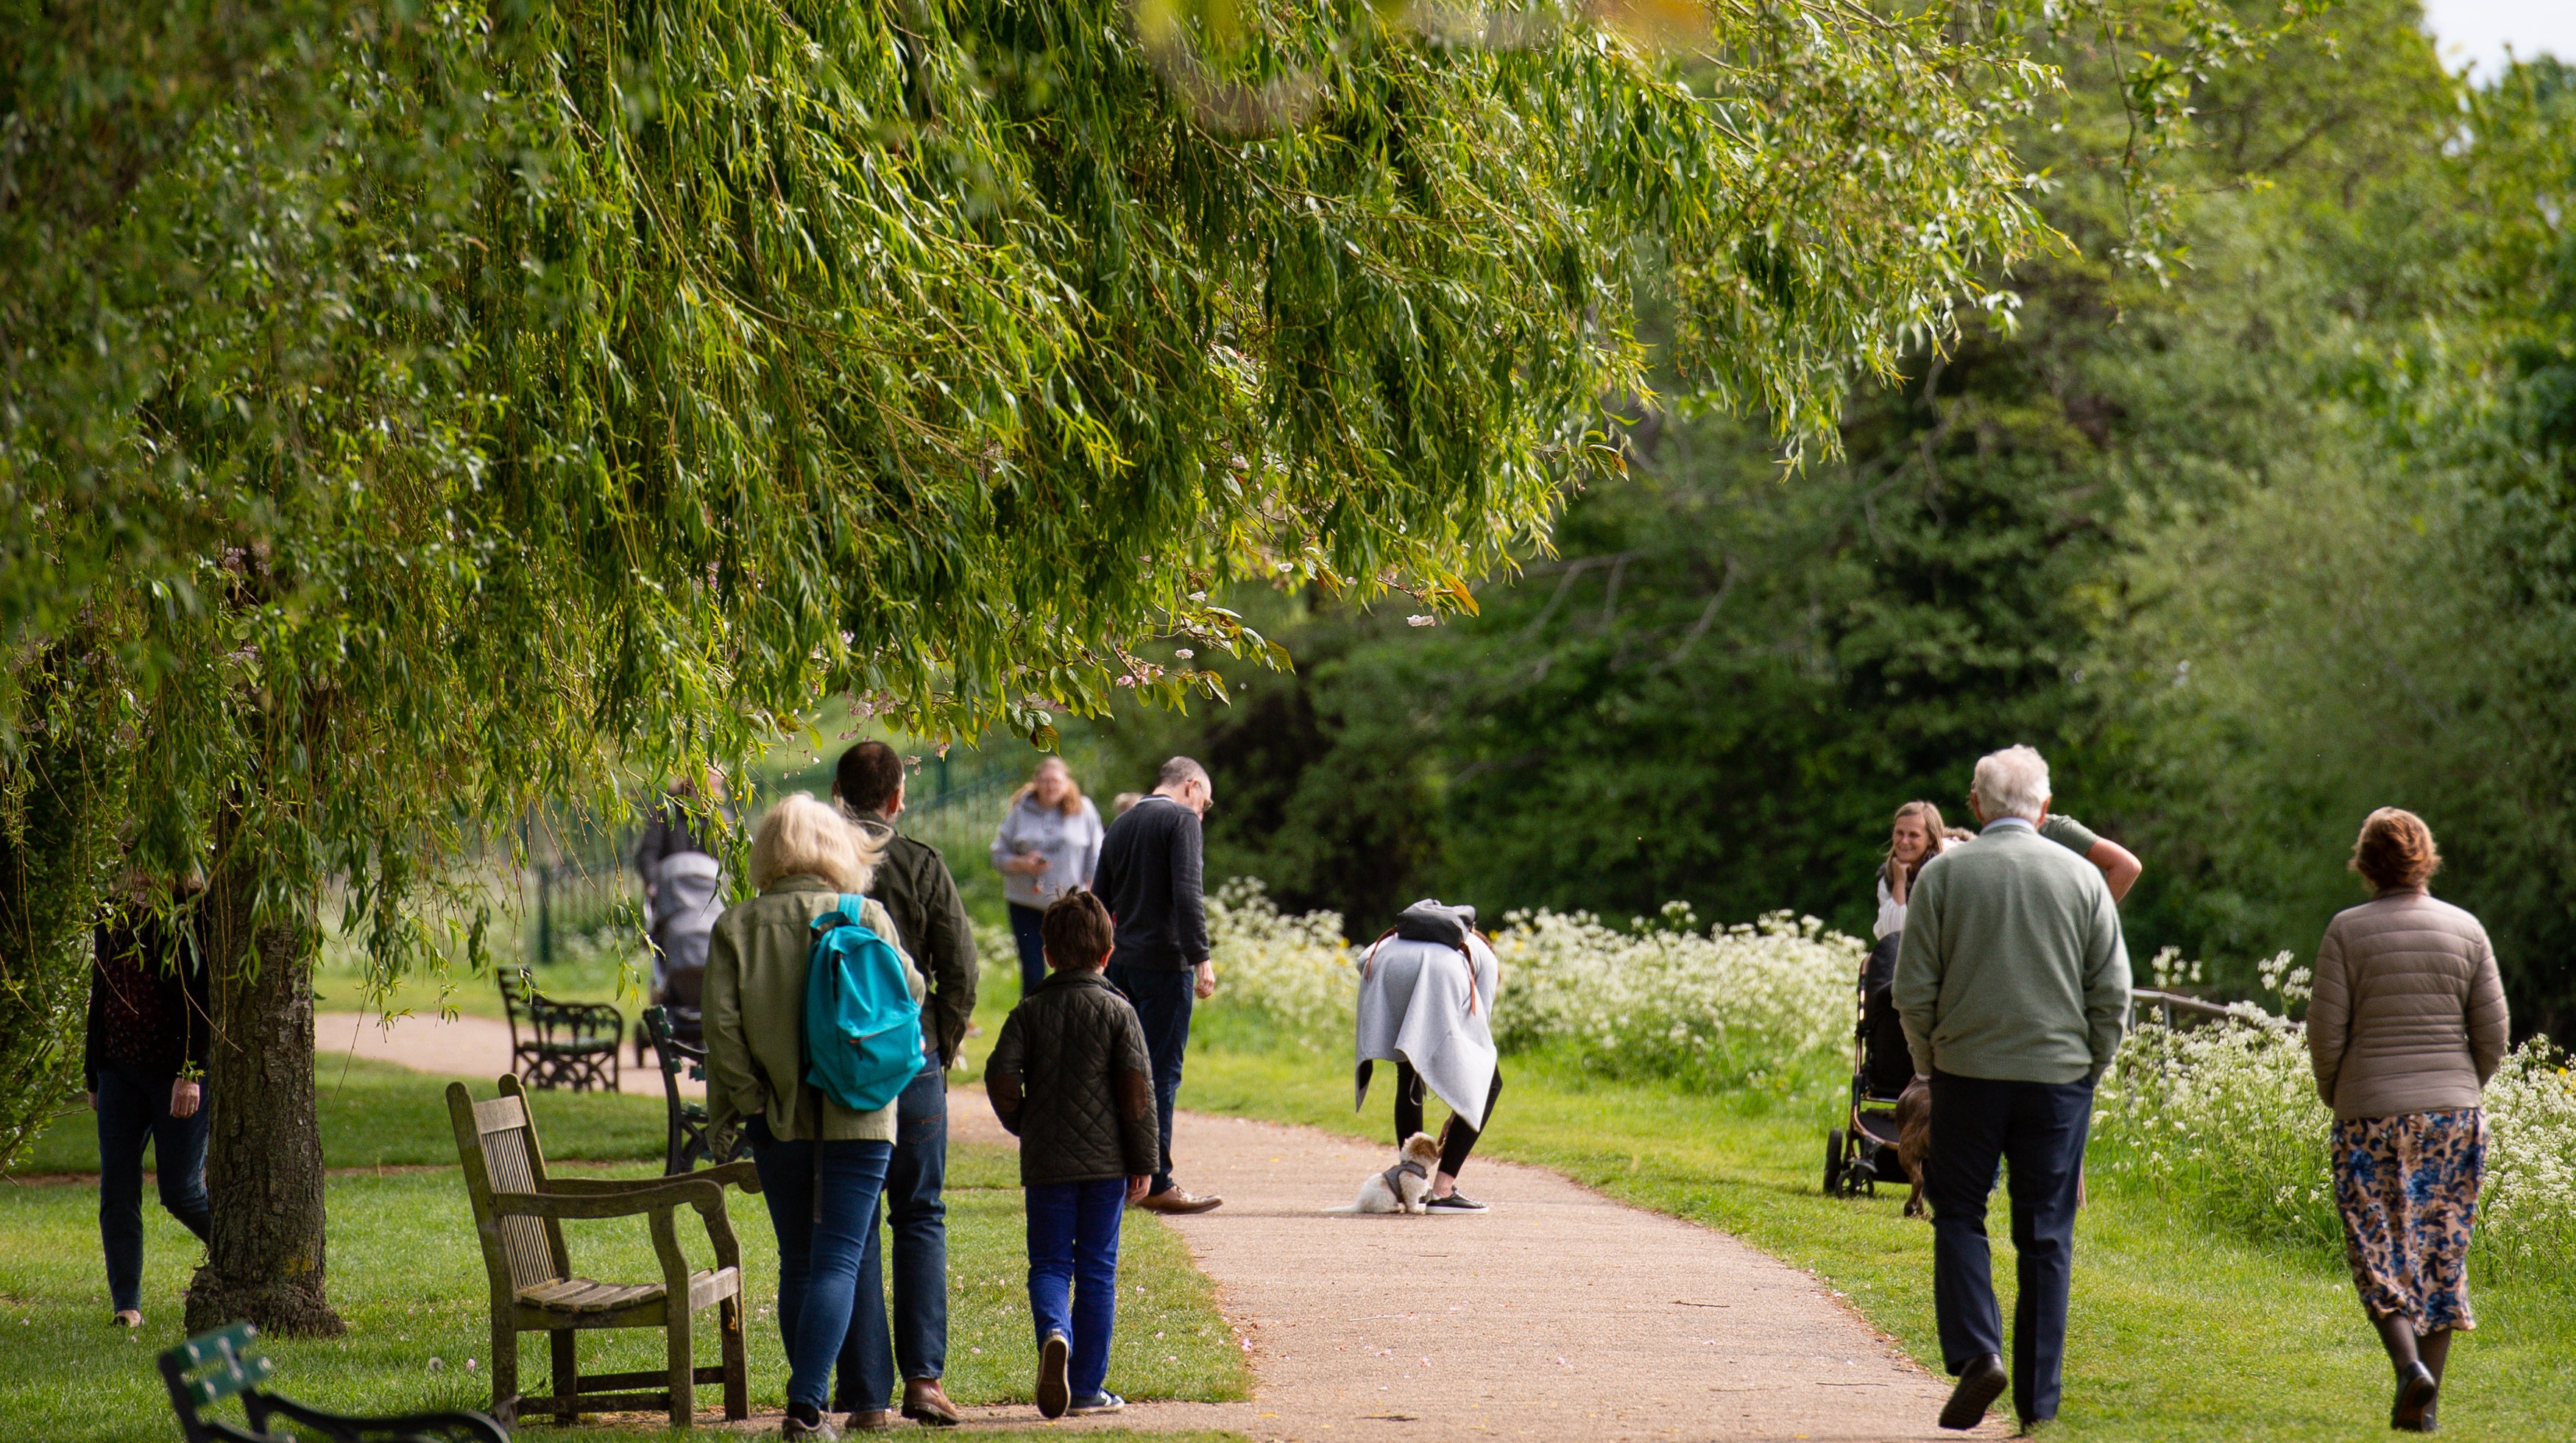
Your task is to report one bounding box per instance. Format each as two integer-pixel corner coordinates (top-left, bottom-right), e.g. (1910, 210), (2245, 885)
(324, 1015), (1987, 1439)
(316, 1009), (691, 1097)
(944, 1101), (1993, 1442)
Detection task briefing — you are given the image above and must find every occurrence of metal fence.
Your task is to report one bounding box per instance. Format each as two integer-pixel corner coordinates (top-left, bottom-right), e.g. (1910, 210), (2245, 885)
(512, 758), (1027, 967)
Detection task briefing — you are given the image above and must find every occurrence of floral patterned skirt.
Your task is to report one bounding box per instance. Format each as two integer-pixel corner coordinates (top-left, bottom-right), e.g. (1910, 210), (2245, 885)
(2332, 1107), (2487, 1334)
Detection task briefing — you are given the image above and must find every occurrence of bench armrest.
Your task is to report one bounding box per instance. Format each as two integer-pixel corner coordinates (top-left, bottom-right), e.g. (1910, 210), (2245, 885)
(492, 1179), (723, 1221)
(538, 1160), (760, 1196)
(245, 1391), (508, 1443)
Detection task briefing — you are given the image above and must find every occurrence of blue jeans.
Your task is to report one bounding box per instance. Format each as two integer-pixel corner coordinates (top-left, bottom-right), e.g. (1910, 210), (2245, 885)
(836, 1062), (949, 1411)
(95, 1064), (211, 1313)
(1026, 1178), (1126, 1400)
(1008, 903), (1049, 1002)
(1107, 962), (1193, 1193)
(1925, 1070), (2094, 1424)
(746, 1117), (896, 1410)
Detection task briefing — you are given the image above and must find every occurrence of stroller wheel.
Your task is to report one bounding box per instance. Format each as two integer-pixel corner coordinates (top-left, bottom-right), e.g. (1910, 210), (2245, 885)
(1824, 1129), (1846, 1195)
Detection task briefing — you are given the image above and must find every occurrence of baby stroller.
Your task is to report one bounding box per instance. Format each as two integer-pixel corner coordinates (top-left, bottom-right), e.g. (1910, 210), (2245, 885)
(1824, 934), (1914, 1197)
(635, 851), (723, 1066)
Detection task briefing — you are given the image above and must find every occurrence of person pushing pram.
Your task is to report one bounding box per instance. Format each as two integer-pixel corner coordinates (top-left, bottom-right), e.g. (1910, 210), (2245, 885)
(1354, 900), (1501, 1213)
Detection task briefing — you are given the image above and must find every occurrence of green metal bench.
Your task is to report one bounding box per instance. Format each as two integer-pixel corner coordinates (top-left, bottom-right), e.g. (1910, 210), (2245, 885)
(159, 1322), (506, 1443)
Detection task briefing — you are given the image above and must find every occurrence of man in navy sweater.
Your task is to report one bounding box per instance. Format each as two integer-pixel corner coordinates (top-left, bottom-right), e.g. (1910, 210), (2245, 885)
(1089, 756), (1223, 1213)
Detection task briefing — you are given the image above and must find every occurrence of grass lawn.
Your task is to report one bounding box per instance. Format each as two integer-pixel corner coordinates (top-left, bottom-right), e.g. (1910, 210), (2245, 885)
(1, 1042), (1248, 1442)
(10, 1056), (671, 1176)
(1166, 1011), (2576, 1443)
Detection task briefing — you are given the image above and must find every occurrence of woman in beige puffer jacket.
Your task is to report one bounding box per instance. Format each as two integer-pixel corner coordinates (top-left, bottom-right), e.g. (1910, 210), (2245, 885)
(2306, 807), (2509, 1433)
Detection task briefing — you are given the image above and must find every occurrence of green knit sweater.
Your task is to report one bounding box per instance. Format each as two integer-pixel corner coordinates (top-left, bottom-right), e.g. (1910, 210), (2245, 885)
(1894, 819), (2131, 1085)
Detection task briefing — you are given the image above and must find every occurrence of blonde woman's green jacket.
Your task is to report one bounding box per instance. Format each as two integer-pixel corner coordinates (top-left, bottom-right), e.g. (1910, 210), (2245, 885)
(703, 873), (926, 1143)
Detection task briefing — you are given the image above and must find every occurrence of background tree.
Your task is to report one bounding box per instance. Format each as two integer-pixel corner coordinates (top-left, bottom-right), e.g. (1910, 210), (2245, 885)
(3, 0), (2109, 1330)
(1093, 0), (2576, 1045)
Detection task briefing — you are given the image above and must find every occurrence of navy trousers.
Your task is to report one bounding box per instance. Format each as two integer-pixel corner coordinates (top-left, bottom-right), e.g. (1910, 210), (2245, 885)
(94, 1063), (211, 1313)
(1105, 962), (1193, 1195)
(1925, 1070), (2093, 1424)
(1026, 1177), (1127, 1401)
(837, 1062), (950, 1411)
(1006, 903), (1049, 1002)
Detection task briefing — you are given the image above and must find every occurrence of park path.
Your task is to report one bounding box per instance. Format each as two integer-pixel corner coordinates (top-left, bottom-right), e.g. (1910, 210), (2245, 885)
(315, 1010), (695, 1098)
(942, 1102), (1990, 1443)
(325, 1017), (1984, 1440)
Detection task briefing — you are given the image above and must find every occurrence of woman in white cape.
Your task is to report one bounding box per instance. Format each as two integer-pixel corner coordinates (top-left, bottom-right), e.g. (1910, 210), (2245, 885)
(1353, 900), (1501, 1212)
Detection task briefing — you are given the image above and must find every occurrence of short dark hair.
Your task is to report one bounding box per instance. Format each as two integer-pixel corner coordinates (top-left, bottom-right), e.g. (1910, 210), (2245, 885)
(1041, 891), (1117, 971)
(835, 741), (905, 814)
(1156, 755), (1209, 791)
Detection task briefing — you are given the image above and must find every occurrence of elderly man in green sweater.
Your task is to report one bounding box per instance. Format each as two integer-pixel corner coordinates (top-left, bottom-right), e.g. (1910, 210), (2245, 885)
(1895, 744), (2130, 1433)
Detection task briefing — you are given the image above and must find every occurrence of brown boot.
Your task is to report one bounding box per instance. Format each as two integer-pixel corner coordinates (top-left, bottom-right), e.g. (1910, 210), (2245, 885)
(1134, 1188), (1223, 1214)
(902, 1379), (962, 1428)
(842, 1408), (895, 1431)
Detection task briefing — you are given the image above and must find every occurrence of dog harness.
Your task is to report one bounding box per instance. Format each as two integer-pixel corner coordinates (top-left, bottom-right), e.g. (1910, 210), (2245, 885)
(1379, 1157), (1431, 1195)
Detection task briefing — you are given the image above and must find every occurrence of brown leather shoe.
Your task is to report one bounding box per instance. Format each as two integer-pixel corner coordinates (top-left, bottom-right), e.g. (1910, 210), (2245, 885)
(842, 1408), (894, 1431)
(1135, 1188), (1223, 1214)
(902, 1379), (963, 1428)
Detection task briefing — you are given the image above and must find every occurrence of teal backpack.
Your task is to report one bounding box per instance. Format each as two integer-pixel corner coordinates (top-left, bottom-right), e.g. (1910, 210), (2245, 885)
(803, 895), (923, 1113)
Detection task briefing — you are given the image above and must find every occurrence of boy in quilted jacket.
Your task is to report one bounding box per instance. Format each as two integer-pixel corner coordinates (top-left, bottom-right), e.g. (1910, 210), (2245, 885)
(987, 891), (1158, 1419)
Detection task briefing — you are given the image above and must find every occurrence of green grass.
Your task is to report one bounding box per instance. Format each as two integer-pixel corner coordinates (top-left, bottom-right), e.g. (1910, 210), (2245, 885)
(9, 1056), (671, 1176)
(1161, 1009), (2576, 1442)
(4, 1001), (1249, 1441)
(314, 939), (646, 1025)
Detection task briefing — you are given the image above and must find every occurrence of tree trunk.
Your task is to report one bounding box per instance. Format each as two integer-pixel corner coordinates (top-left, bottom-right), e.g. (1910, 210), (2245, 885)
(185, 819), (344, 1336)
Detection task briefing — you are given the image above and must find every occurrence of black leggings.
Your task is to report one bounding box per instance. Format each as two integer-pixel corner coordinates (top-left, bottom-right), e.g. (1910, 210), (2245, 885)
(1393, 1061), (1503, 1178)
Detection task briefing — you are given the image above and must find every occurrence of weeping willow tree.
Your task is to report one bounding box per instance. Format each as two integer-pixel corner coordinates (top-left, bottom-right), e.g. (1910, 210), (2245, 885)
(1, 0), (2296, 1332)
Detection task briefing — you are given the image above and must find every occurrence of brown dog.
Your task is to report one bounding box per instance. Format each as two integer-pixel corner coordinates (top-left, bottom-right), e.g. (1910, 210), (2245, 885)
(1894, 1076), (1932, 1218)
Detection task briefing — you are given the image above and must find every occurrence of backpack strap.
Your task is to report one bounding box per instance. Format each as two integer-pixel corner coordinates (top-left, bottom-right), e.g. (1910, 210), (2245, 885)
(1359, 928), (1398, 982)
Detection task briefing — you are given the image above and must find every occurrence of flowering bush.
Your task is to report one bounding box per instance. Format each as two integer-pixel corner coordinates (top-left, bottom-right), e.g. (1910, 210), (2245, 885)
(1487, 903), (1859, 1086)
(2094, 956), (2576, 1279)
(1203, 880), (1356, 1042)
(1200, 883), (1860, 1086)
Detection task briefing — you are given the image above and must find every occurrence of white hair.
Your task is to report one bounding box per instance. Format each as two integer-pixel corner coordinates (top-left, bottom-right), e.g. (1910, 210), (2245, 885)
(750, 793), (882, 893)
(1970, 745), (2051, 822)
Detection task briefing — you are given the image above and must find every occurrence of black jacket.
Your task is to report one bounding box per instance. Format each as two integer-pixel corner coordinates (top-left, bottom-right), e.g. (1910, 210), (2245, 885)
(987, 970), (1158, 1185)
(85, 908), (211, 1090)
(853, 814), (979, 1067)
(1089, 795), (1209, 969)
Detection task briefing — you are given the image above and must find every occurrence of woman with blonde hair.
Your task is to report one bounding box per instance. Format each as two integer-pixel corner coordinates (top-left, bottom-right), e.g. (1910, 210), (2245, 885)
(705, 794), (927, 1438)
(1874, 800), (1948, 942)
(991, 757), (1107, 998)
(2307, 808), (2508, 1433)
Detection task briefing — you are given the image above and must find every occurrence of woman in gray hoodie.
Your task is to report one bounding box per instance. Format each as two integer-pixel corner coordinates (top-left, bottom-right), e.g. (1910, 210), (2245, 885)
(991, 758), (1106, 998)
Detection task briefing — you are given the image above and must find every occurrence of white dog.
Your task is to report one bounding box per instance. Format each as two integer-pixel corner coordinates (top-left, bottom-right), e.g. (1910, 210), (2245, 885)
(1353, 1132), (1444, 1215)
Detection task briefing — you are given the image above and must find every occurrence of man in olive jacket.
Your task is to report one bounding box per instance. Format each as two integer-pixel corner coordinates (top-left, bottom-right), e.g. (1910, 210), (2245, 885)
(1895, 744), (2129, 1434)
(988, 892), (1158, 1417)
(831, 741), (978, 1427)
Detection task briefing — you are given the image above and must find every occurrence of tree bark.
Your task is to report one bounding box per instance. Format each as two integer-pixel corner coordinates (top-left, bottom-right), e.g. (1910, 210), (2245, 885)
(185, 816), (344, 1336)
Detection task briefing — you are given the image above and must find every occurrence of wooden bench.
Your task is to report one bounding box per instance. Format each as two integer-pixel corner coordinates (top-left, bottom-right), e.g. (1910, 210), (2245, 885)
(498, 966), (622, 1093)
(447, 1074), (759, 1426)
(160, 1322), (505, 1442)
(642, 1004), (746, 1176)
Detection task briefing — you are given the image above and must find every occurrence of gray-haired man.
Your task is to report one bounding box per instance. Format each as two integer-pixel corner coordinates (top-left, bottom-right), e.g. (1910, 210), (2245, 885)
(1894, 744), (2130, 1432)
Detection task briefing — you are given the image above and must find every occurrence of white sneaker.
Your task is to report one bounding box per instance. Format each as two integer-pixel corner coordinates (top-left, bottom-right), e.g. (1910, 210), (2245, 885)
(1069, 1391), (1127, 1415)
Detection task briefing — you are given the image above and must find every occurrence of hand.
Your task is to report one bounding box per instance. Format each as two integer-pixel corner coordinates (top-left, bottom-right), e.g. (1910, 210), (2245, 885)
(169, 1079), (201, 1119)
(86, 1091), (98, 1112)
(1126, 1174), (1151, 1204)
(1193, 960), (1216, 1001)
(1025, 855), (1050, 875)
